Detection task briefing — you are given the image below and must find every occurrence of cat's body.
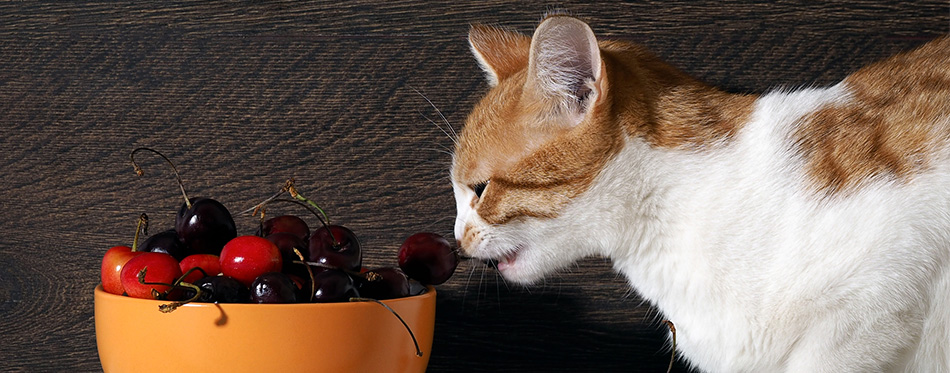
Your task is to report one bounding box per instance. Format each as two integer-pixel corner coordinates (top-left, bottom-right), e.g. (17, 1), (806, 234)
(451, 16), (950, 372)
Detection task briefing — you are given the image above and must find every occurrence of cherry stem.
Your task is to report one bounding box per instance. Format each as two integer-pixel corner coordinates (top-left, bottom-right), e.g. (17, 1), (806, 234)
(240, 179), (331, 234)
(131, 213), (148, 252)
(173, 267), (209, 288)
(155, 267), (209, 313)
(664, 320), (676, 373)
(273, 196), (344, 254)
(240, 181), (288, 216)
(136, 267), (177, 300)
(137, 267), (209, 308)
(285, 181), (331, 226)
(350, 297), (423, 357)
(130, 147), (192, 210)
(296, 261), (363, 277)
(159, 282), (202, 313)
(292, 248), (316, 302)
(271, 198), (330, 232)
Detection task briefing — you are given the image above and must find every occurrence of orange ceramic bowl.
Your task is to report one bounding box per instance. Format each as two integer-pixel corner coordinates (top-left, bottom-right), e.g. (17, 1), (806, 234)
(94, 284), (435, 373)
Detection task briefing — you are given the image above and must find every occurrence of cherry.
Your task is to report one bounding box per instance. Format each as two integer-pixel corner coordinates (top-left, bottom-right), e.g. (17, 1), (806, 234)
(119, 252), (183, 299)
(141, 229), (188, 260)
(357, 267), (410, 300)
(260, 215), (309, 241)
(398, 232), (459, 285)
(176, 197), (237, 256)
(287, 273), (311, 301)
(250, 272), (298, 303)
(100, 214), (148, 295)
(100, 246), (143, 295)
(265, 232), (309, 272)
(179, 254), (221, 284)
(192, 275), (249, 303)
(130, 148), (236, 256)
(311, 269), (360, 303)
(308, 225), (362, 272)
(220, 235), (283, 286)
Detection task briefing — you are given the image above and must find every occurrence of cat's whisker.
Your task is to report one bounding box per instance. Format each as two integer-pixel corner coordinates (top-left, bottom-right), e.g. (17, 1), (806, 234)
(477, 258), (487, 310)
(460, 258), (480, 314)
(420, 147), (455, 158)
(410, 86), (460, 147)
(421, 141), (454, 153)
(437, 174), (453, 183)
(418, 111), (460, 148)
(494, 268), (502, 312)
(415, 87), (460, 142)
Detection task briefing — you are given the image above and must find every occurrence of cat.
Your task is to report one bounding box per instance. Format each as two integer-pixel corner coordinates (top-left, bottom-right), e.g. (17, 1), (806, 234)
(450, 15), (950, 372)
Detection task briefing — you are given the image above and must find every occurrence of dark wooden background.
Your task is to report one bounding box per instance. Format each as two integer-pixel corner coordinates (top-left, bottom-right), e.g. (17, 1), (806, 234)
(0, 1), (946, 372)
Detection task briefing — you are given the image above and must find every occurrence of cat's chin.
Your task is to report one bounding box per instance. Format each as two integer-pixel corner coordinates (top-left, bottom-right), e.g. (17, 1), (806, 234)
(487, 245), (549, 285)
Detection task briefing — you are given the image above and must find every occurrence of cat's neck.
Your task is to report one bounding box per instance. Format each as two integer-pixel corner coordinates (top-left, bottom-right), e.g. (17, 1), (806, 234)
(600, 43), (758, 149)
(585, 83), (863, 371)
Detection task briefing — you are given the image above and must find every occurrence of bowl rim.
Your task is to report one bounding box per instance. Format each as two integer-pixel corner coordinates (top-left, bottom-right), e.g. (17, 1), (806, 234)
(94, 283), (436, 309)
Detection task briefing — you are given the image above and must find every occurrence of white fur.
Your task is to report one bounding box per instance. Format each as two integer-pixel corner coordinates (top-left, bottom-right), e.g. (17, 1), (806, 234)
(453, 83), (950, 372)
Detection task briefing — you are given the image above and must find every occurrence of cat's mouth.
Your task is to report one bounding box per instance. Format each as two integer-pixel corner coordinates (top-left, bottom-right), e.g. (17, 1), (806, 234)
(494, 244), (525, 272)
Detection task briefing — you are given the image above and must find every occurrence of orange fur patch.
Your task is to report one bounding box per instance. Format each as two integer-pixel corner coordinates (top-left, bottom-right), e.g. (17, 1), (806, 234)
(469, 24), (532, 85)
(597, 41), (757, 149)
(794, 37), (950, 195)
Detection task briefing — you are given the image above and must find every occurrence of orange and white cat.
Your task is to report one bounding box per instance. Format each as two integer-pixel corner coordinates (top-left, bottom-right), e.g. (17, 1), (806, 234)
(451, 15), (950, 372)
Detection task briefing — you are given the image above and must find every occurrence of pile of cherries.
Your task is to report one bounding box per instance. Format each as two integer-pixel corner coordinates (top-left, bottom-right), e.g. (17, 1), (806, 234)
(100, 148), (459, 308)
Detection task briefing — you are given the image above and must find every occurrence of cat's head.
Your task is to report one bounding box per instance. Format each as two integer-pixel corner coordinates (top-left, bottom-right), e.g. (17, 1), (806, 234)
(451, 16), (624, 284)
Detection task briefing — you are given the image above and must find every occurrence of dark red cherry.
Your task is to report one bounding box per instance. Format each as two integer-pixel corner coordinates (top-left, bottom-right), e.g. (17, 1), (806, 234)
(176, 197), (237, 256)
(250, 272), (298, 303)
(308, 225), (362, 272)
(357, 267), (410, 300)
(141, 229), (188, 260)
(129, 149), (235, 256)
(398, 232), (459, 285)
(260, 215), (309, 241)
(265, 232), (309, 272)
(287, 273), (311, 301)
(311, 269), (360, 303)
(191, 275), (249, 303)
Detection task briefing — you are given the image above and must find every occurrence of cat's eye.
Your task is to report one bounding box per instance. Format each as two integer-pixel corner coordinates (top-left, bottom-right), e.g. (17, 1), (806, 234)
(471, 181), (489, 198)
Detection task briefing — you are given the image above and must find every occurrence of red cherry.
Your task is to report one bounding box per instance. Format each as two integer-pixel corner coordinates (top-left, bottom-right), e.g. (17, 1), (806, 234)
(119, 252), (183, 299)
(220, 235), (283, 286)
(179, 254), (221, 284)
(398, 232), (459, 285)
(100, 245), (144, 295)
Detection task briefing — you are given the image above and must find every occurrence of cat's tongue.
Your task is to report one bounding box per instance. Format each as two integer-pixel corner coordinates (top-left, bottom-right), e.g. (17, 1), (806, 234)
(496, 251), (518, 271)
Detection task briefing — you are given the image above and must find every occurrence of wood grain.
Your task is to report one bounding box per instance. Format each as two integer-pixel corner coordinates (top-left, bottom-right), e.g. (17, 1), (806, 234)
(0, 1), (946, 371)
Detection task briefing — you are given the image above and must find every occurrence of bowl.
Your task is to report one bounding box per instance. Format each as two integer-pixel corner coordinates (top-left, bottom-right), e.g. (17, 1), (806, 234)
(94, 284), (435, 373)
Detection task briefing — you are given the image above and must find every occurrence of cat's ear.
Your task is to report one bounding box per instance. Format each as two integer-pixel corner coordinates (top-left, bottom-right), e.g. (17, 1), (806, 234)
(526, 16), (604, 127)
(468, 24), (532, 86)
